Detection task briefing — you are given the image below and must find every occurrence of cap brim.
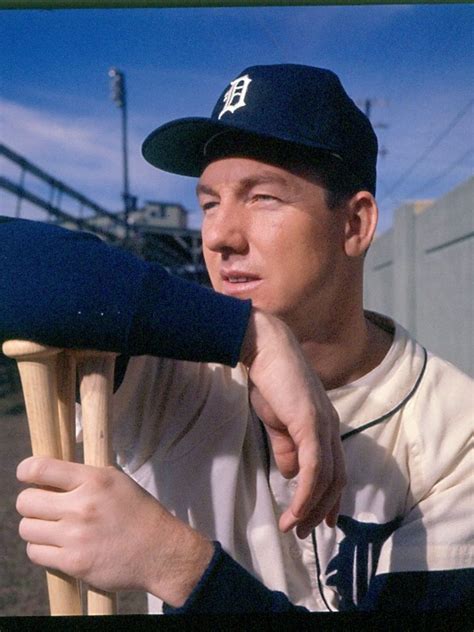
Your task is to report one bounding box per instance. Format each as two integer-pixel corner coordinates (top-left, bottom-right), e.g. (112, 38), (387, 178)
(142, 116), (345, 178)
(142, 117), (246, 177)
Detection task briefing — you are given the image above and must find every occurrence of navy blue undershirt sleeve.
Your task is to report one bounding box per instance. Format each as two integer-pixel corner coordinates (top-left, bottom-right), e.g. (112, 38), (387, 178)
(0, 218), (251, 366)
(163, 542), (473, 614)
(162, 542), (308, 614)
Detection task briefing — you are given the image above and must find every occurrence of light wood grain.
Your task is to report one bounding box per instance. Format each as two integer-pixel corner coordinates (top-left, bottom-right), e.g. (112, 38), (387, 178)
(2, 340), (83, 616)
(76, 350), (117, 615)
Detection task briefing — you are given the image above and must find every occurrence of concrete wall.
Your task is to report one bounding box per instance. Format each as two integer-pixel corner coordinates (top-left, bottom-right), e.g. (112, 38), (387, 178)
(364, 177), (474, 376)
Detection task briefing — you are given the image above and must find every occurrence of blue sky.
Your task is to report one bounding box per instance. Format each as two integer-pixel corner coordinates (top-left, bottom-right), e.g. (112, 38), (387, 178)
(1, 4), (473, 232)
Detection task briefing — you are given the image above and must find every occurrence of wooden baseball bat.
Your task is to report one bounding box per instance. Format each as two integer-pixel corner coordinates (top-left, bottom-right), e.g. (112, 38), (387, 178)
(76, 350), (118, 615)
(2, 340), (83, 616)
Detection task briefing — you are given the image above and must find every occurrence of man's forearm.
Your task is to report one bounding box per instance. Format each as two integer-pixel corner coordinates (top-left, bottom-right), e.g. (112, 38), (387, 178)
(0, 217), (251, 365)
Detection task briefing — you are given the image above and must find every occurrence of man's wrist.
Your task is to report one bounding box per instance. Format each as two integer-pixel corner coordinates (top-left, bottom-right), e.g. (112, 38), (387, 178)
(162, 541), (309, 614)
(240, 308), (286, 368)
(147, 528), (214, 608)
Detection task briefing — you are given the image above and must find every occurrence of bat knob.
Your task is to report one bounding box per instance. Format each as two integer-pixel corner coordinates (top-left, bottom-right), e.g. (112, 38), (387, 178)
(2, 340), (62, 361)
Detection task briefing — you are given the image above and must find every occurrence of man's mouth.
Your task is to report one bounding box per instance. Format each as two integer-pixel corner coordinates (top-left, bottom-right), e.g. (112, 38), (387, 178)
(220, 271), (263, 294)
(227, 276), (257, 283)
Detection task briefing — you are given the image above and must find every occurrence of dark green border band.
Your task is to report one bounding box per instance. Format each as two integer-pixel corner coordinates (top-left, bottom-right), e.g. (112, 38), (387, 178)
(0, 0), (461, 9)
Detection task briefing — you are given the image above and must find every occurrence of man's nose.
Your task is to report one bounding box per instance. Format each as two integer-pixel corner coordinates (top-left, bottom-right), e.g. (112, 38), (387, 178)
(203, 201), (248, 255)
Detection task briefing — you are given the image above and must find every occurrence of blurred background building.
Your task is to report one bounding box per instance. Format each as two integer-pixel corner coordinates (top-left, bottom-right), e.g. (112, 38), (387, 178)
(0, 142), (208, 285)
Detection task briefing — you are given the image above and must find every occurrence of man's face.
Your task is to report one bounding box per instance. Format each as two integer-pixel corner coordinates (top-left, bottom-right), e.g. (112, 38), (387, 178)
(198, 157), (349, 337)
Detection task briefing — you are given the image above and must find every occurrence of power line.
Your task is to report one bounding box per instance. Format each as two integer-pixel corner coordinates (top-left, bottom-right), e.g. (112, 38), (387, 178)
(406, 147), (474, 198)
(357, 98), (389, 159)
(381, 99), (474, 201)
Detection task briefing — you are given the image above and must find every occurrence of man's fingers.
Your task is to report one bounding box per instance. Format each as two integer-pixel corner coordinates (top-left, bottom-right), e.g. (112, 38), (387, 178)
(265, 429), (299, 479)
(289, 454), (344, 537)
(290, 409), (330, 516)
(295, 487), (342, 538)
(26, 542), (64, 572)
(16, 456), (86, 491)
(19, 517), (62, 547)
(318, 431), (346, 528)
(280, 429), (346, 535)
(278, 459), (323, 533)
(16, 487), (64, 520)
(280, 487), (341, 538)
(324, 495), (341, 529)
(291, 450), (321, 518)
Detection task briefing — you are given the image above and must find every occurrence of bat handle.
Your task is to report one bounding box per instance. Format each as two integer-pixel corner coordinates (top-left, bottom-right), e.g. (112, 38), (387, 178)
(2, 340), (83, 616)
(76, 350), (118, 615)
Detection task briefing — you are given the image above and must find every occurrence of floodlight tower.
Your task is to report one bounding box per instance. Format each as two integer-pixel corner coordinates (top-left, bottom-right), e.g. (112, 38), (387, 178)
(108, 67), (133, 241)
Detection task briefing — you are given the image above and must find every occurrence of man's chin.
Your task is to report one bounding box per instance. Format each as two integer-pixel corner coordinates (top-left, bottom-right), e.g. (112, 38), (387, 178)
(211, 283), (281, 316)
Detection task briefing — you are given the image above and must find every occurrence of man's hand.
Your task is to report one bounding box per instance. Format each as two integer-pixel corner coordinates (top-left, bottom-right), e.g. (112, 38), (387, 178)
(241, 309), (346, 538)
(16, 457), (213, 607)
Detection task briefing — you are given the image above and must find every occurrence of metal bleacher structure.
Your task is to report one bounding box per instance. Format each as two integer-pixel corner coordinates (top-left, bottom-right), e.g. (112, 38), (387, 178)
(0, 142), (208, 397)
(0, 142), (208, 283)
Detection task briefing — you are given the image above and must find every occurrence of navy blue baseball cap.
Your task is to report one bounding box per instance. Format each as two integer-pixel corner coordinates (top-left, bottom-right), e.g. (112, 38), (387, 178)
(142, 64), (378, 194)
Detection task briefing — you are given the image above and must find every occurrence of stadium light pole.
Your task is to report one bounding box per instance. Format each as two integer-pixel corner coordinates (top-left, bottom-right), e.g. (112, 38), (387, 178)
(108, 67), (133, 242)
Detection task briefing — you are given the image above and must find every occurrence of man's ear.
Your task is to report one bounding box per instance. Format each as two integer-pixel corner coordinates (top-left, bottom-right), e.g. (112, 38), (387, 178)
(343, 191), (378, 257)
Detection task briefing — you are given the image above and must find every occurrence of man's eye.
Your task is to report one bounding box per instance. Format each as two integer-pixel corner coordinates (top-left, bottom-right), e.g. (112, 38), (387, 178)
(201, 201), (218, 212)
(253, 194), (279, 203)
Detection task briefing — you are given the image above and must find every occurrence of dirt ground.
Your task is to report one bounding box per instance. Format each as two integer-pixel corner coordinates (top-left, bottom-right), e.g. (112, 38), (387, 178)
(0, 384), (147, 616)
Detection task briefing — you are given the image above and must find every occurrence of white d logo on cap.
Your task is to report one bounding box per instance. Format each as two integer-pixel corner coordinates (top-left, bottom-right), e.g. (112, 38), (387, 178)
(218, 74), (252, 120)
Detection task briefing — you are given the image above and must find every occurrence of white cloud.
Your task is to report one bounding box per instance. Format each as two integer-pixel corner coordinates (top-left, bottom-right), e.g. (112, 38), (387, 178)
(2, 99), (113, 162)
(1, 97), (120, 192)
(0, 97), (202, 225)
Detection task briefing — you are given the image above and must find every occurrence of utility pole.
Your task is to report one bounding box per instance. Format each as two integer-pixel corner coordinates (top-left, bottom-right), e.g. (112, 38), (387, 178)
(109, 68), (135, 242)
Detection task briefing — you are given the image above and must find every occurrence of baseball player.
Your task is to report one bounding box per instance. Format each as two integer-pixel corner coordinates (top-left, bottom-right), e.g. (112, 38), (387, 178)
(4, 64), (473, 613)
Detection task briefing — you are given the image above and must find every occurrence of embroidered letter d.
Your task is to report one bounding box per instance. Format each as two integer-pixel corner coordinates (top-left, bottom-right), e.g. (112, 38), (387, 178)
(218, 74), (252, 120)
